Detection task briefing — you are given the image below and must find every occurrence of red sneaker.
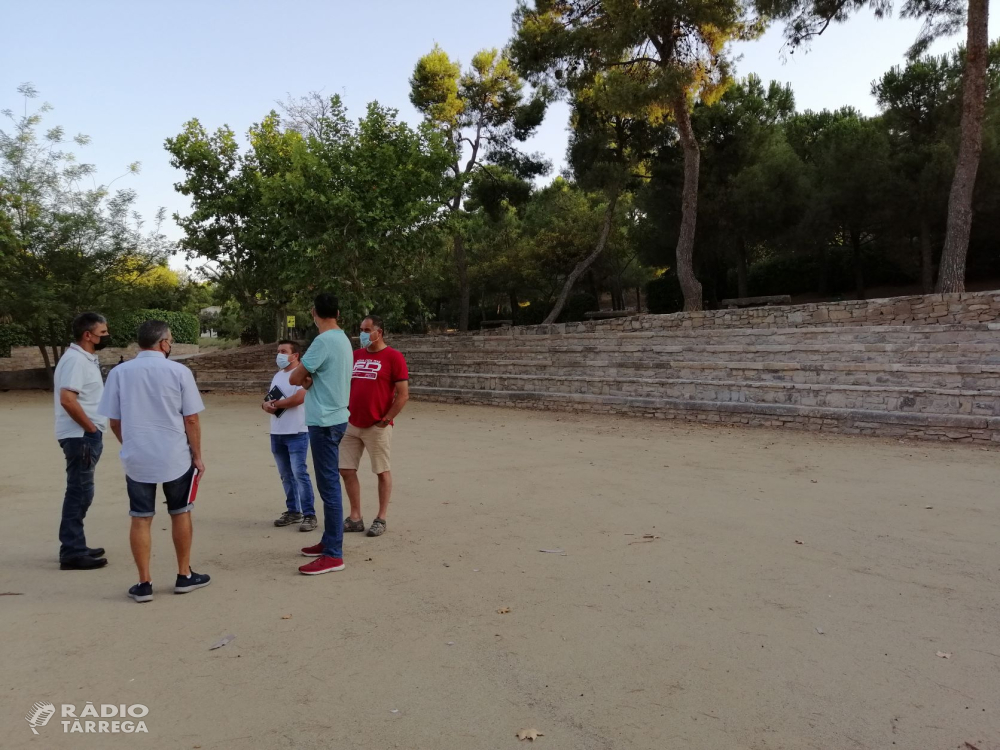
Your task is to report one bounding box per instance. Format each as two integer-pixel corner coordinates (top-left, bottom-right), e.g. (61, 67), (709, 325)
(300, 543), (324, 557)
(299, 556), (345, 575)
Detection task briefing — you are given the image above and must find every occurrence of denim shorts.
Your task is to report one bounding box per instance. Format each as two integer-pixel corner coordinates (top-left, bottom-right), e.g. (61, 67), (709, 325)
(126, 465), (196, 518)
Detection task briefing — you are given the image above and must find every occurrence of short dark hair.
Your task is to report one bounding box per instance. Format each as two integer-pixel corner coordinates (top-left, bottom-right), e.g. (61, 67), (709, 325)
(363, 315), (384, 334)
(277, 339), (301, 356)
(137, 320), (171, 349)
(72, 312), (106, 342)
(313, 293), (340, 320)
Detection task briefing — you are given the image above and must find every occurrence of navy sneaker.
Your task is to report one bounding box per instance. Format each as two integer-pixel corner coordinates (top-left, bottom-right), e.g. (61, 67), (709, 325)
(128, 582), (153, 603)
(174, 570), (211, 594)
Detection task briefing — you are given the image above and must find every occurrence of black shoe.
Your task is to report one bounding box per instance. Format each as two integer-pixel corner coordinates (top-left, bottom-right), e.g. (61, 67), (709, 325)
(128, 581), (153, 603)
(86, 547), (106, 558)
(60, 555), (108, 570)
(174, 570), (211, 594)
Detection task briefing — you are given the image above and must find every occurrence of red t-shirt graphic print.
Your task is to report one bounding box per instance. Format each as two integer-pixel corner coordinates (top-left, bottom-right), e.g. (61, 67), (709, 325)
(348, 346), (409, 428)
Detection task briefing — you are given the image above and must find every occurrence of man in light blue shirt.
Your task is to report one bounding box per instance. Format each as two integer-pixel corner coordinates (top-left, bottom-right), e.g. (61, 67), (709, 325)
(289, 292), (353, 575)
(99, 320), (211, 603)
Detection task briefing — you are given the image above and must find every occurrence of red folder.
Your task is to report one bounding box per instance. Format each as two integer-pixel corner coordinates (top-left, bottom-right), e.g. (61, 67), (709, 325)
(187, 468), (201, 505)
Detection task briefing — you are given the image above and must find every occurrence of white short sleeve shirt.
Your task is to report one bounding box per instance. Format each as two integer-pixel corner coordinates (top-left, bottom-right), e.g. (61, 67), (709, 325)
(98, 351), (205, 483)
(268, 369), (307, 435)
(53, 344), (107, 439)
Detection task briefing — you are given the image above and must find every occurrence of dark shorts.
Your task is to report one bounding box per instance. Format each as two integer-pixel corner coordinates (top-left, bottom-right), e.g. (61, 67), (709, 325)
(126, 465), (196, 518)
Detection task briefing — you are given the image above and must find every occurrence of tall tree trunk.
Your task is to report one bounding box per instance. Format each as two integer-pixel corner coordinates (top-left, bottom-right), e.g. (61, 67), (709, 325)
(37, 342), (53, 388)
(611, 278), (624, 310)
(851, 228), (865, 300)
(673, 98), (703, 312)
(508, 290), (519, 325)
(544, 194), (619, 324)
(453, 234), (470, 331)
(818, 244), (831, 297)
(736, 237), (749, 298)
(936, 0), (989, 293)
(635, 287), (642, 313)
(919, 218), (934, 294)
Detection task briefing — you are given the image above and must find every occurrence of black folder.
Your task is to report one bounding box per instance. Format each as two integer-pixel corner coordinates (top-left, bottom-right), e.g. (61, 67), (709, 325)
(264, 385), (286, 418)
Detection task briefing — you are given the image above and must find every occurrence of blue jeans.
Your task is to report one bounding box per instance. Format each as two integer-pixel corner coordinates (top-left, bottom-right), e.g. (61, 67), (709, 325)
(308, 424), (347, 559)
(57, 430), (103, 560)
(271, 432), (315, 516)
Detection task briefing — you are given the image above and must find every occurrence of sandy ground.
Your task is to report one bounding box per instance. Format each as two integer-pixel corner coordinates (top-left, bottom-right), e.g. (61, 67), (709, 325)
(1, 391), (998, 750)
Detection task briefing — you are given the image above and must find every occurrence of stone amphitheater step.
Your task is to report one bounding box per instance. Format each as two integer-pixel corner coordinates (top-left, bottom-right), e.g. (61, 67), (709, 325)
(410, 386), (998, 443)
(195, 379), (272, 393)
(410, 371), (1000, 417)
(406, 359), (1000, 389)
(402, 342), (1000, 365)
(396, 322), (1000, 349)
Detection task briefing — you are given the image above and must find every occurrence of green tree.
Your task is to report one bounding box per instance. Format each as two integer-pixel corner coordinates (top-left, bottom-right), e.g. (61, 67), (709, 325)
(512, 0), (762, 311)
(165, 113), (300, 341)
(874, 52), (959, 291)
(541, 72), (650, 323)
(410, 45), (548, 330)
(167, 97), (451, 338)
(761, 0), (990, 293)
(0, 84), (169, 375)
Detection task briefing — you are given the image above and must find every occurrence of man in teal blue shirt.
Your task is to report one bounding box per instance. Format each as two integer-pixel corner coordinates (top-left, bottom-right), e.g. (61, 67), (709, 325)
(289, 293), (354, 575)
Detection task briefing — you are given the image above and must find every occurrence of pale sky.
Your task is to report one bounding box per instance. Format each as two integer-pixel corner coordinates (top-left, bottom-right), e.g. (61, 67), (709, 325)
(2, 1), (996, 271)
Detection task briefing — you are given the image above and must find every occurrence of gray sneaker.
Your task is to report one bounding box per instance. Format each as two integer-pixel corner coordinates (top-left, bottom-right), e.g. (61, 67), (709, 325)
(299, 515), (318, 532)
(274, 511), (304, 527)
(367, 518), (387, 537)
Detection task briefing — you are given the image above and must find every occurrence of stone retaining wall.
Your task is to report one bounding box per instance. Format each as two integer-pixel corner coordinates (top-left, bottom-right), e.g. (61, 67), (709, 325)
(181, 291), (1000, 445)
(0, 344), (200, 372)
(473, 291), (1000, 336)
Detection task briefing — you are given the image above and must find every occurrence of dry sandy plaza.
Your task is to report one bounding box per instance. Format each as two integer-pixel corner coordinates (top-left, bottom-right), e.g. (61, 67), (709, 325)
(1, 391), (998, 750)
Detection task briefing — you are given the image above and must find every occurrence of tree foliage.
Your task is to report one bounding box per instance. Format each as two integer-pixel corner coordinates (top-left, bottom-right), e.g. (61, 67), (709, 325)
(0, 84), (171, 373)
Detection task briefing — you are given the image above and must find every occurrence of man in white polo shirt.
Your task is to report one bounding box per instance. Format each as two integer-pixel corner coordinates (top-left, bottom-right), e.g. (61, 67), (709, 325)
(99, 319), (210, 604)
(53, 312), (112, 571)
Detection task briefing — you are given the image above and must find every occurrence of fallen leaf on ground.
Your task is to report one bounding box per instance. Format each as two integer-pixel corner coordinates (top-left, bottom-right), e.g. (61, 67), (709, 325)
(497, 607), (511, 614)
(936, 651), (951, 659)
(516, 728), (544, 741)
(795, 540), (804, 545)
(539, 549), (565, 554)
(0, 592), (24, 596)
(209, 634), (236, 650)
(281, 615), (292, 620)
(965, 742), (981, 750)
(815, 627), (825, 635)
(925, 506), (934, 510)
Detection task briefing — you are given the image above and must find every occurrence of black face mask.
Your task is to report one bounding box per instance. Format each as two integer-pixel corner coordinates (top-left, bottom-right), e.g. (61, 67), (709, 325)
(93, 334), (112, 351)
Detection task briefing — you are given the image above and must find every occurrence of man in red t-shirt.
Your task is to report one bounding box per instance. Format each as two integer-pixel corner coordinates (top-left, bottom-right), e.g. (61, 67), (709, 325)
(339, 314), (410, 537)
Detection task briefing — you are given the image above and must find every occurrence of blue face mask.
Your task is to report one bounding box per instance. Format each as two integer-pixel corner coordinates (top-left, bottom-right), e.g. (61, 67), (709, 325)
(276, 353), (291, 369)
(360, 332), (372, 348)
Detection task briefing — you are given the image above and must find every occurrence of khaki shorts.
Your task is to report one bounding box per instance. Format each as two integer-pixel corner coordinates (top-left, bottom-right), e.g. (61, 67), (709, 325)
(339, 423), (392, 474)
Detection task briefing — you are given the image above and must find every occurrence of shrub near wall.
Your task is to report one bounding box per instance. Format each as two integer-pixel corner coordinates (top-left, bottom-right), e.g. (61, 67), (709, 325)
(106, 310), (200, 348)
(0, 324), (31, 357)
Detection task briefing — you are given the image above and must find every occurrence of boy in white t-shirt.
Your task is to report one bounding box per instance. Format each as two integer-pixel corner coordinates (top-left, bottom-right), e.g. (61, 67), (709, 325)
(262, 340), (317, 532)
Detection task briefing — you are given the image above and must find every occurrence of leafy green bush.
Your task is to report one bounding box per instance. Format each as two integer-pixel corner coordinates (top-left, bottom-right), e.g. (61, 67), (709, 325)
(106, 309), (200, 347)
(0, 323), (31, 357)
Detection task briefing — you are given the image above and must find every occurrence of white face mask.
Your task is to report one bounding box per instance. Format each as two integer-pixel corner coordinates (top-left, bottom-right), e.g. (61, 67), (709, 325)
(276, 353), (291, 369)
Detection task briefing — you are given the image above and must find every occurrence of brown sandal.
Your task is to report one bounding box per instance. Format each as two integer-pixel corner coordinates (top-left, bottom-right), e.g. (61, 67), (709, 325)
(343, 517), (365, 533)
